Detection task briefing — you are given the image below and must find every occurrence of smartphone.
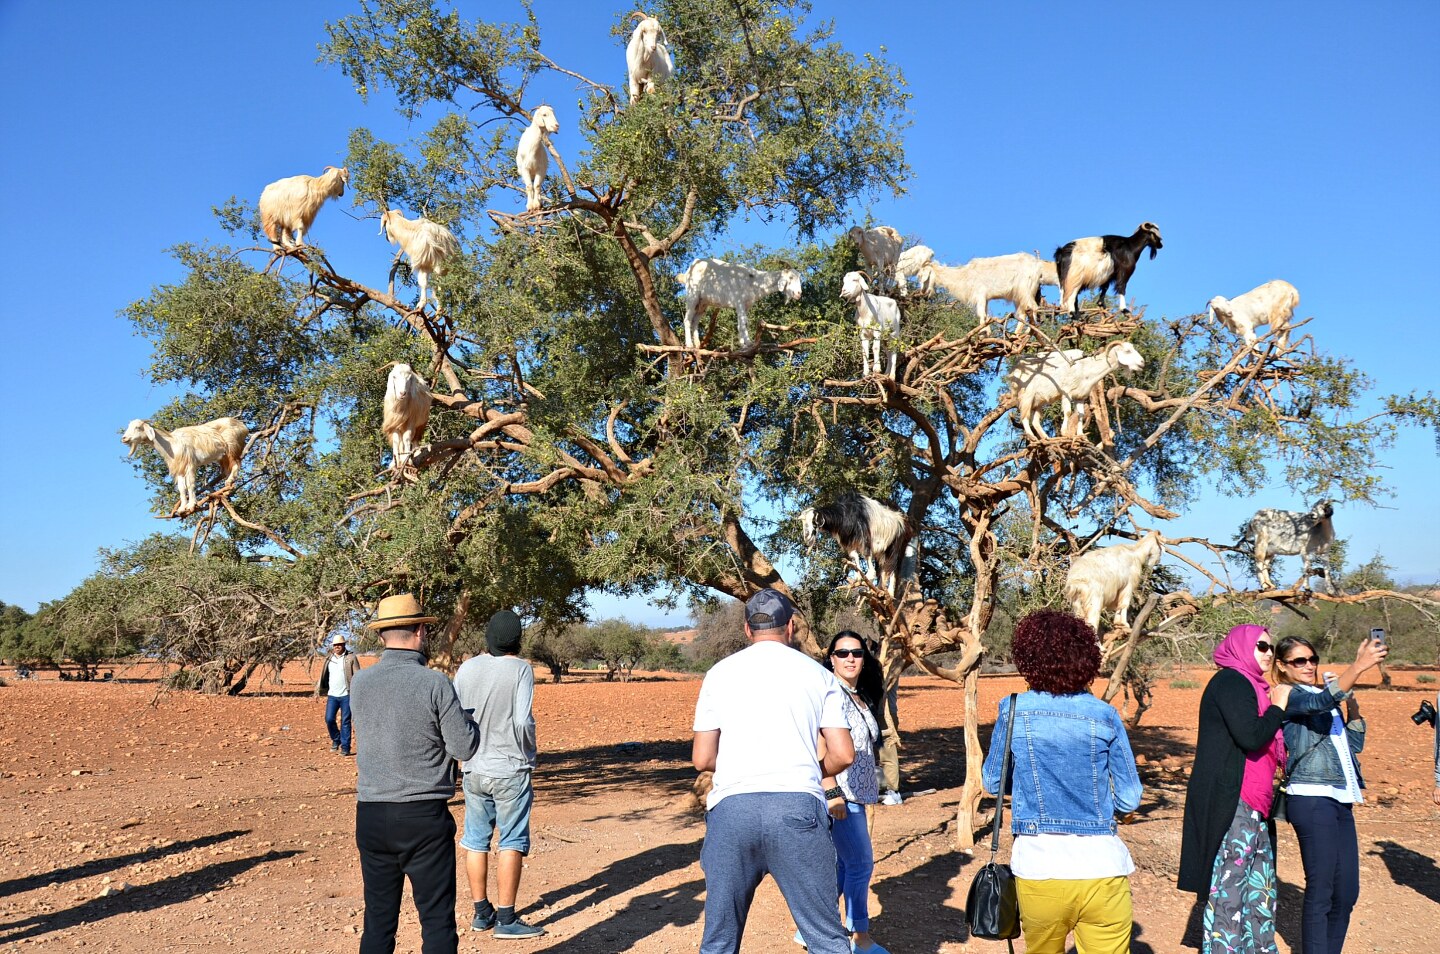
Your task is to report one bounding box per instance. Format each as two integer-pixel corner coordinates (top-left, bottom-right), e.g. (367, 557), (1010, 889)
(1369, 627), (1387, 645)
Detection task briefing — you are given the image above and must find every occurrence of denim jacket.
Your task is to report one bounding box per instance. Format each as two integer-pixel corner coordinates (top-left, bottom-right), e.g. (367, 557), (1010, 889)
(982, 691), (1143, 836)
(1281, 684), (1366, 790)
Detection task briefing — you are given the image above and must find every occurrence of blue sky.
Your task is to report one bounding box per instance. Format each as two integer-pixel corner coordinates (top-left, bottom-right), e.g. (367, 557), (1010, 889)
(1, 1), (1436, 624)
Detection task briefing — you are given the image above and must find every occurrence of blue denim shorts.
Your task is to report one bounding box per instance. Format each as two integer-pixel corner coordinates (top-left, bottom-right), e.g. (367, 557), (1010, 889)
(460, 770), (534, 855)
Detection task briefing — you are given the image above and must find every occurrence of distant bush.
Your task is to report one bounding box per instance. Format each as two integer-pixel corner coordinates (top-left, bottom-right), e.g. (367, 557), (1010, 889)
(1170, 678), (1201, 689)
(1418, 674), (1436, 685)
(163, 668), (205, 691)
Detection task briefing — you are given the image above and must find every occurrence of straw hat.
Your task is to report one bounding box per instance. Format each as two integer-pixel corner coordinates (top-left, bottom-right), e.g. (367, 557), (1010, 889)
(365, 593), (439, 630)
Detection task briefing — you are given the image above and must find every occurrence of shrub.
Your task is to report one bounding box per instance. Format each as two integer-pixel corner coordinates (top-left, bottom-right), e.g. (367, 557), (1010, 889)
(1170, 678), (1200, 689)
(1418, 674), (1436, 685)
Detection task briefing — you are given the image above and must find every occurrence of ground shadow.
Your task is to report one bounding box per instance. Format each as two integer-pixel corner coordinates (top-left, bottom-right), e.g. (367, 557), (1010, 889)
(0, 829), (249, 898)
(538, 740), (697, 801)
(1276, 876), (1304, 952)
(540, 876), (705, 953)
(1372, 839), (1440, 905)
(0, 849), (299, 943)
(531, 836), (703, 926)
(870, 850), (974, 953)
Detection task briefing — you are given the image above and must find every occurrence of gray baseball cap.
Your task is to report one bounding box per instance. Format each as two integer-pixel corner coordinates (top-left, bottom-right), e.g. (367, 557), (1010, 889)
(745, 589), (795, 629)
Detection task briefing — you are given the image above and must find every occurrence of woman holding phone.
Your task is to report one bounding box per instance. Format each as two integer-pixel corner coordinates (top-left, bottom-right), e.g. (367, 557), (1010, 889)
(1269, 635), (1388, 954)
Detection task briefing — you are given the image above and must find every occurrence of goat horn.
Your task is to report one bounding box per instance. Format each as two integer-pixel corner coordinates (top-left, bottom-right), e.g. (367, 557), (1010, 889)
(378, 361), (399, 375)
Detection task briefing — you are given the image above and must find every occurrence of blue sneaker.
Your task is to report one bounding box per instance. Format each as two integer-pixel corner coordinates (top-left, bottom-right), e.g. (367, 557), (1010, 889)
(470, 909), (496, 931)
(852, 942), (890, 954)
(494, 917), (546, 940)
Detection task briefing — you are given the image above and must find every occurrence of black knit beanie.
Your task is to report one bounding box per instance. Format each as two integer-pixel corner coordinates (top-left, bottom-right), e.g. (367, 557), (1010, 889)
(486, 610), (523, 657)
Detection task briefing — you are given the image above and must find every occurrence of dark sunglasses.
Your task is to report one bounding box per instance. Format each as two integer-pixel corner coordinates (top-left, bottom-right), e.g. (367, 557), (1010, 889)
(1284, 655), (1320, 666)
(1255, 641), (1274, 653)
(831, 648), (865, 659)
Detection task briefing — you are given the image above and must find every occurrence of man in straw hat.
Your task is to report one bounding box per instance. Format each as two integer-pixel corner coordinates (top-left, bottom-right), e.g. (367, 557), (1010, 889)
(691, 588), (856, 954)
(350, 593), (479, 954)
(315, 633), (360, 756)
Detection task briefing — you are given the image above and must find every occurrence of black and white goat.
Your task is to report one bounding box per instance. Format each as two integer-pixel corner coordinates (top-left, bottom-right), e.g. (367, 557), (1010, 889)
(800, 491), (910, 595)
(1055, 222), (1163, 317)
(1239, 500), (1337, 593)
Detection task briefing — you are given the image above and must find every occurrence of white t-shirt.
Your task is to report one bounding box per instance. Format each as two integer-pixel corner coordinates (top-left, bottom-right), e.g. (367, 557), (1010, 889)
(1011, 833), (1135, 880)
(327, 654), (350, 698)
(693, 640), (850, 810)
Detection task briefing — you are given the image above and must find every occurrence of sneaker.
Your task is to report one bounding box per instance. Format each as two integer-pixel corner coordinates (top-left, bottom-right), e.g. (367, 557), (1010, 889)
(330, 743), (339, 752)
(494, 918), (546, 940)
(793, 928), (807, 948)
(340, 749), (352, 757)
(880, 790), (903, 806)
(470, 910), (497, 931)
(852, 942), (890, 954)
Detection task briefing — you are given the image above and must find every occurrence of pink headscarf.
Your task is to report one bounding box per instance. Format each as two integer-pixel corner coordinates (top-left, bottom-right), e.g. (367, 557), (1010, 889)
(1213, 623), (1285, 816)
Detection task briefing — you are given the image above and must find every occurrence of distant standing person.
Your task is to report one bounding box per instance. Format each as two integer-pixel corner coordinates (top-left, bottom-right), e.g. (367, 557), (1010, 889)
(350, 594), (479, 954)
(452, 610), (545, 940)
(692, 589), (855, 954)
(316, 633), (360, 756)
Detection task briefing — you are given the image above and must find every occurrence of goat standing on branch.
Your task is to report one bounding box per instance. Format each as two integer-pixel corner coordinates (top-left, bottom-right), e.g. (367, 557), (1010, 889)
(800, 491), (911, 596)
(626, 13), (673, 101)
(847, 226), (903, 287)
(381, 363), (432, 476)
(840, 271), (901, 378)
(1056, 222), (1163, 317)
(894, 244), (935, 296)
(1207, 279), (1299, 351)
(380, 210), (460, 313)
(924, 252), (1052, 332)
(258, 166), (348, 249)
(1006, 341), (1145, 441)
(122, 417), (249, 516)
(516, 105), (560, 213)
(675, 258), (803, 350)
(1065, 530), (1164, 632)
(1240, 500), (1336, 593)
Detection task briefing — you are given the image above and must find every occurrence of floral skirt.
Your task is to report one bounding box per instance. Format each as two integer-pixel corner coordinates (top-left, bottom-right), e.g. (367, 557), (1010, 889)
(1203, 802), (1277, 954)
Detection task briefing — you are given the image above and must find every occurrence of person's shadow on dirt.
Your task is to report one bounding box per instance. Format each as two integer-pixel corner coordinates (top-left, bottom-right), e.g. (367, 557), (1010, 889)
(1371, 840), (1440, 905)
(0, 829), (249, 898)
(0, 849), (299, 944)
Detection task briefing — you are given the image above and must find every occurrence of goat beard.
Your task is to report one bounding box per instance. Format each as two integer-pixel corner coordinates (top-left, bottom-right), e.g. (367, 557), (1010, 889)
(124, 442), (138, 457)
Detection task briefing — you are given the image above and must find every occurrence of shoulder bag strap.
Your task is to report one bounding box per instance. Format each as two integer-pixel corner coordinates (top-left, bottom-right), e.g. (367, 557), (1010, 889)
(990, 692), (1019, 858)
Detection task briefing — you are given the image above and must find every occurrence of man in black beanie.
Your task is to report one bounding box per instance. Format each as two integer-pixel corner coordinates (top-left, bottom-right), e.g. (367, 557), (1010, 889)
(451, 610), (544, 939)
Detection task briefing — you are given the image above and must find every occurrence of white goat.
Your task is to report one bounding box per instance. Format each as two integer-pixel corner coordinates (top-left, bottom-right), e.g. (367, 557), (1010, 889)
(122, 417), (249, 516)
(928, 253), (1052, 332)
(675, 258), (804, 349)
(516, 105), (560, 212)
(380, 210), (460, 312)
(894, 244), (936, 296)
(847, 226), (903, 285)
(840, 271), (901, 377)
(381, 363), (432, 474)
(1240, 500), (1336, 593)
(1065, 530), (1164, 632)
(626, 13), (673, 101)
(1006, 341), (1145, 440)
(1207, 280), (1299, 351)
(258, 166), (348, 249)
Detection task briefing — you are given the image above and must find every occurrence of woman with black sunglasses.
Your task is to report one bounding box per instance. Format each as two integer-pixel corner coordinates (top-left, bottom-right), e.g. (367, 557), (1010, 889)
(811, 631), (888, 954)
(1268, 635), (1388, 954)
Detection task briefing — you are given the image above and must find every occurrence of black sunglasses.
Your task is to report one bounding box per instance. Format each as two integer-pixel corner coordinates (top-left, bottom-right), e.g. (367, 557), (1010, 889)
(831, 648), (865, 659)
(1284, 655), (1320, 666)
(1255, 641), (1274, 653)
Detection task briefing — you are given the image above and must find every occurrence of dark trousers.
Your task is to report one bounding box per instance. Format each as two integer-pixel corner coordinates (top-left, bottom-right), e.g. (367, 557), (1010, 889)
(356, 800), (458, 954)
(325, 695), (352, 752)
(1287, 794), (1360, 954)
(699, 792), (849, 954)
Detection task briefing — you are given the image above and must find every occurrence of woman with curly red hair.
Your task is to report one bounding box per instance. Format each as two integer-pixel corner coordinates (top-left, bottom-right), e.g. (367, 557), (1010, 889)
(981, 609), (1143, 954)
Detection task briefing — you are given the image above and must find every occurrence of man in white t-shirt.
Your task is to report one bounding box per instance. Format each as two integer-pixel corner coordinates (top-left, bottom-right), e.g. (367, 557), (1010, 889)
(315, 633), (360, 756)
(692, 589), (855, 954)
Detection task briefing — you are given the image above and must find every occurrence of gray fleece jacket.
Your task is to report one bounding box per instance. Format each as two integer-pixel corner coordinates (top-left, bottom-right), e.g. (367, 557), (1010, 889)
(350, 649), (479, 802)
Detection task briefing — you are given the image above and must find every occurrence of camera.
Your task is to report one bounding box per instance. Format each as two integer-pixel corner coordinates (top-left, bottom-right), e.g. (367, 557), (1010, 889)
(1413, 699), (1437, 728)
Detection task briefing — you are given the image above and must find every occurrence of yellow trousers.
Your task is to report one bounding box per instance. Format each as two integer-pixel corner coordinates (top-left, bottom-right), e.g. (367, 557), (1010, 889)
(1014, 876), (1132, 954)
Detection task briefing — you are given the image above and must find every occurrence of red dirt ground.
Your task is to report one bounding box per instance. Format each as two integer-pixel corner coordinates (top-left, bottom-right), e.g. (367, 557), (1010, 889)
(1, 661), (1436, 952)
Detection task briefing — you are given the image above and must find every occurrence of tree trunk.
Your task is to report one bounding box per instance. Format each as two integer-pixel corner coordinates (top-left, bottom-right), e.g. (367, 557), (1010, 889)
(430, 589), (470, 675)
(956, 664), (984, 854)
(227, 659), (261, 696)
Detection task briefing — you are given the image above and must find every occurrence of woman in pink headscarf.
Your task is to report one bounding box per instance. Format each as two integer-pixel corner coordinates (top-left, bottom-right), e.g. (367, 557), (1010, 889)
(1178, 624), (1287, 954)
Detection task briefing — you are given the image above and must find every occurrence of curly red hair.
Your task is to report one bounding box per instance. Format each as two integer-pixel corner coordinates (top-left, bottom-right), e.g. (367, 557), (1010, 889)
(1012, 609), (1101, 694)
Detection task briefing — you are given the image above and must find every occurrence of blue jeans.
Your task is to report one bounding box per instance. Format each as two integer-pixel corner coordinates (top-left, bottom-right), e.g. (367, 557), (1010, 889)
(1287, 795), (1359, 954)
(325, 695), (351, 753)
(459, 771), (534, 854)
(700, 792), (849, 954)
(833, 802), (873, 931)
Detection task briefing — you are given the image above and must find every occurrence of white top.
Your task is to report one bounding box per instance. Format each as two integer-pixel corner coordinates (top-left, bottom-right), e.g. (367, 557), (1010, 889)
(1286, 685), (1363, 804)
(837, 689), (880, 805)
(693, 640), (849, 810)
(326, 654), (350, 698)
(1011, 833), (1135, 880)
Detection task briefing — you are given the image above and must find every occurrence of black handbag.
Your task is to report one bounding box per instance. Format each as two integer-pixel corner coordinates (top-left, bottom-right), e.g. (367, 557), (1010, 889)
(966, 693), (1021, 948)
